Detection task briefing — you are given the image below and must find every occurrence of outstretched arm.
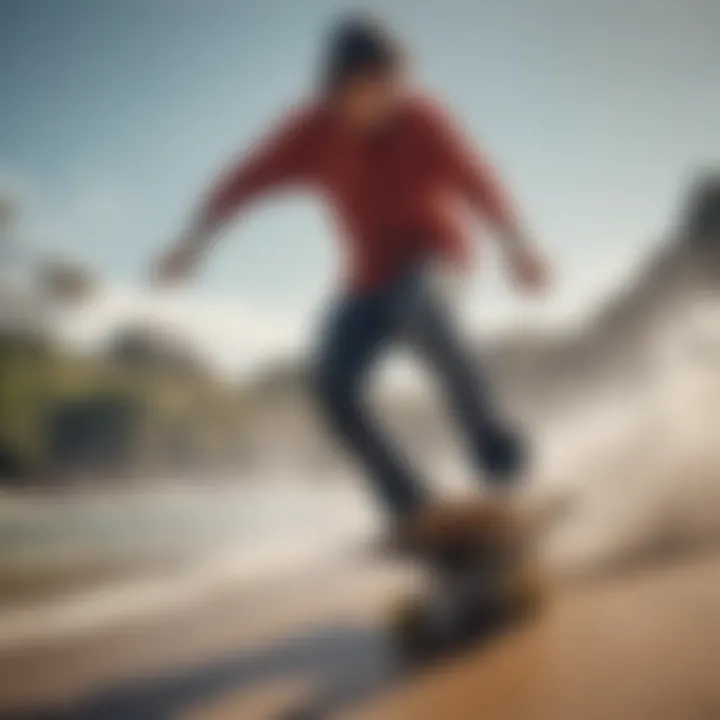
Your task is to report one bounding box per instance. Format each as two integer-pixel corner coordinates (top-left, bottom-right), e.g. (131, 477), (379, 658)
(419, 101), (550, 292)
(151, 108), (315, 285)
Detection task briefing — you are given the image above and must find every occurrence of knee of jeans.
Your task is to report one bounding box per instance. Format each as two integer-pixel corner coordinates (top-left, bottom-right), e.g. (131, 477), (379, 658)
(314, 361), (358, 415)
(484, 428), (529, 481)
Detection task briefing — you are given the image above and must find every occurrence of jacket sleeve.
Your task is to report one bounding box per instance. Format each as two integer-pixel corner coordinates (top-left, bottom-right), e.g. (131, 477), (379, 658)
(202, 108), (315, 226)
(418, 100), (517, 232)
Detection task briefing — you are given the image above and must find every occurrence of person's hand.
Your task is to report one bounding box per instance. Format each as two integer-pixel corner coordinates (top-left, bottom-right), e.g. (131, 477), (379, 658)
(503, 235), (551, 294)
(149, 219), (215, 287)
(150, 240), (199, 287)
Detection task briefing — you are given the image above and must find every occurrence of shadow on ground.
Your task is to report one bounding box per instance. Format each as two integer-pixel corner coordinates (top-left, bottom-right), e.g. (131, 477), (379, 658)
(1, 621), (408, 720)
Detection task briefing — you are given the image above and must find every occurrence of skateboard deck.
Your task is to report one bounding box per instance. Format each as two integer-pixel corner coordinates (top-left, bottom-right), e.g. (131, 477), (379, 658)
(384, 497), (547, 659)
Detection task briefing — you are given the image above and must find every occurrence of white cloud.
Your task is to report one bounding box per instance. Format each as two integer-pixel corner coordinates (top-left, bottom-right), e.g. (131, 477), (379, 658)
(1, 167), (306, 377)
(57, 283), (305, 378)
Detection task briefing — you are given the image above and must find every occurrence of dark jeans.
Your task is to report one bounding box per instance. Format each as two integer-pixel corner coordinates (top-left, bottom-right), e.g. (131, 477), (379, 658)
(314, 264), (526, 519)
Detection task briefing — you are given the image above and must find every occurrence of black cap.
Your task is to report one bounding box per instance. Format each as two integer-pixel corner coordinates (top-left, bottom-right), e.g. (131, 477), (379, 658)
(322, 16), (405, 94)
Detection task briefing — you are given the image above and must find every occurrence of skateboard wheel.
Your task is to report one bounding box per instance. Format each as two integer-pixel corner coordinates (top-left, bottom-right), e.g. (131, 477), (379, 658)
(387, 594), (438, 657)
(505, 565), (545, 617)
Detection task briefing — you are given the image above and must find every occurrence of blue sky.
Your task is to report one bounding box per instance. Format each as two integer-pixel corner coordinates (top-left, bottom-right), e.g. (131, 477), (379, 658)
(1, 0), (718, 369)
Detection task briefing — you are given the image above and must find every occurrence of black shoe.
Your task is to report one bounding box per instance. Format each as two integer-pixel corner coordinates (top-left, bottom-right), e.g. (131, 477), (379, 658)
(482, 426), (528, 487)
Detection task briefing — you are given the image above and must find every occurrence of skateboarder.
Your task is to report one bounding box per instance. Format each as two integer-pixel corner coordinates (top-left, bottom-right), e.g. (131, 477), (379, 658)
(152, 16), (551, 534)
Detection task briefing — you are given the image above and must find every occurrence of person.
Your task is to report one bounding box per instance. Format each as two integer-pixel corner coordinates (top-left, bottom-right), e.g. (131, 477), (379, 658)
(152, 16), (551, 535)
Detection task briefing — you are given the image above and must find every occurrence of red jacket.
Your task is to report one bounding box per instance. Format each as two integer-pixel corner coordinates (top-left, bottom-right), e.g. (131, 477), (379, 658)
(204, 95), (516, 291)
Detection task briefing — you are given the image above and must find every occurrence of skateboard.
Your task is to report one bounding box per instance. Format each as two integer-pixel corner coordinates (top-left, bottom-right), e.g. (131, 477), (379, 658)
(385, 498), (546, 658)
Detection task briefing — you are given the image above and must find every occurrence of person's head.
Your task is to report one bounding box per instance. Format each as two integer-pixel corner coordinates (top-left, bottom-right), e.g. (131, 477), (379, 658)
(321, 16), (407, 129)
